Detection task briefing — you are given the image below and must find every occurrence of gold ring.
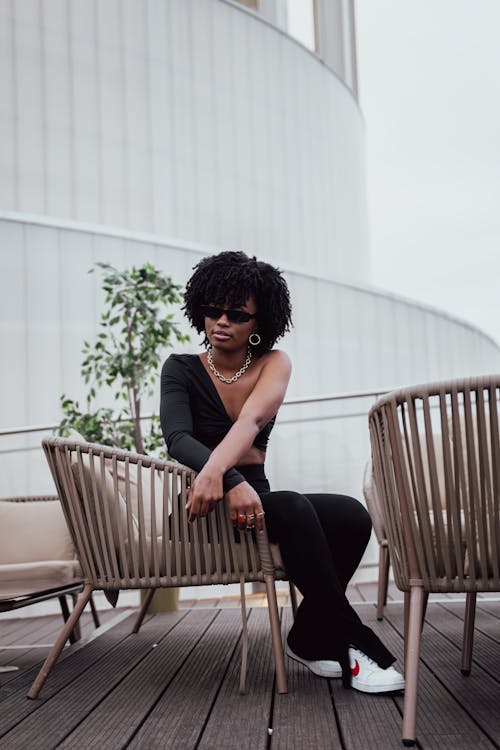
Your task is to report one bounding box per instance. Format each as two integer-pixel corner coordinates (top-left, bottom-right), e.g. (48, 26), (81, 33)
(256, 511), (265, 518)
(247, 514), (255, 521)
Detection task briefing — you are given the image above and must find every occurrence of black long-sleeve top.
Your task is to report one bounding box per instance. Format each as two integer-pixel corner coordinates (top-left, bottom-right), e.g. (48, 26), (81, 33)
(160, 353), (276, 492)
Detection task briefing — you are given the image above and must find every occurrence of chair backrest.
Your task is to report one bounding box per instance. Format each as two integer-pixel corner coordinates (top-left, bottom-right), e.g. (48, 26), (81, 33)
(369, 375), (500, 593)
(42, 437), (285, 591)
(362, 460), (386, 544)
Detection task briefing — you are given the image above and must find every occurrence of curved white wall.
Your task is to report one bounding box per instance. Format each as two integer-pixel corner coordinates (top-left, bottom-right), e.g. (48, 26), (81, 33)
(0, 0), (369, 283)
(2, 215), (500, 501)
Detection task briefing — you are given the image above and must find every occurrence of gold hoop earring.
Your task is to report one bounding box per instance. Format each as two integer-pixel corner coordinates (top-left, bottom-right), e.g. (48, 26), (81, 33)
(249, 332), (261, 346)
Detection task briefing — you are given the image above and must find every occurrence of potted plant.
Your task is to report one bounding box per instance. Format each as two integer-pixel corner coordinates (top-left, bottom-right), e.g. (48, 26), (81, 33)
(58, 261), (189, 612)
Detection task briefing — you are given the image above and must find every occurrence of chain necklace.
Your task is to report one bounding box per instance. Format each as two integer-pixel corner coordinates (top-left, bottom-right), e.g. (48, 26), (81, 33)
(207, 347), (252, 384)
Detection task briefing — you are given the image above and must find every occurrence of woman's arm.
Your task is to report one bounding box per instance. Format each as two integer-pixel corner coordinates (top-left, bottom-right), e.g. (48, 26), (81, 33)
(160, 355), (247, 491)
(187, 350), (291, 524)
(204, 350), (291, 476)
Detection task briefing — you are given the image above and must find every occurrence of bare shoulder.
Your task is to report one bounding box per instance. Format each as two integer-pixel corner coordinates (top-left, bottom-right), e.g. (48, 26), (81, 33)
(258, 349), (292, 374)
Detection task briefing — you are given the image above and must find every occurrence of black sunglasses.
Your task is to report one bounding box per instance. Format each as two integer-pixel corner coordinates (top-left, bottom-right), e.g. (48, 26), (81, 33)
(200, 305), (257, 324)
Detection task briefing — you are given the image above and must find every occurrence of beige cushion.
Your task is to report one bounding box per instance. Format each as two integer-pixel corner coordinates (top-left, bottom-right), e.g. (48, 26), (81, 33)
(71, 458), (166, 538)
(70, 455), (169, 587)
(67, 428), (167, 537)
(0, 500), (75, 565)
(0, 560), (79, 586)
(71, 459), (139, 549)
(110, 459), (166, 535)
(363, 461), (386, 543)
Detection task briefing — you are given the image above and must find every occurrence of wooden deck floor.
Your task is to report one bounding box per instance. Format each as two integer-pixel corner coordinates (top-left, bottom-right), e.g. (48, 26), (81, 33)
(1, 588), (500, 749)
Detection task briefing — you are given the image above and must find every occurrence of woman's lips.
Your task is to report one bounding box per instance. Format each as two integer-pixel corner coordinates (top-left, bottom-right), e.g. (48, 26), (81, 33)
(213, 331), (231, 340)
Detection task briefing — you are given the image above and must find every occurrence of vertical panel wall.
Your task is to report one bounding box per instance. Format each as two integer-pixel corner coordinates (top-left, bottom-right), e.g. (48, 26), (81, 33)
(0, 0), (369, 283)
(2, 217), (500, 499)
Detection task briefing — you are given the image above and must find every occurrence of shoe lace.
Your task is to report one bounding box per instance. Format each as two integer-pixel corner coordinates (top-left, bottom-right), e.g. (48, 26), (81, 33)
(350, 648), (377, 668)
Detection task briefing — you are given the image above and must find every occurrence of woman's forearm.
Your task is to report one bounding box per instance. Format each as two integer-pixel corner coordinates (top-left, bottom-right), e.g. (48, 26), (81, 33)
(167, 432), (246, 492)
(201, 415), (260, 477)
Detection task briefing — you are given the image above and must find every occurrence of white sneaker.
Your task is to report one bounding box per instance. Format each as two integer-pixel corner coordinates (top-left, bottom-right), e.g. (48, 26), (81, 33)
(348, 648), (405, 694)
(285, 644), (342, 678)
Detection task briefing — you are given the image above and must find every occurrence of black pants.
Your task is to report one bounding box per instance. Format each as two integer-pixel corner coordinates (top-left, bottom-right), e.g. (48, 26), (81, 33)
(237, 465), (395, 669)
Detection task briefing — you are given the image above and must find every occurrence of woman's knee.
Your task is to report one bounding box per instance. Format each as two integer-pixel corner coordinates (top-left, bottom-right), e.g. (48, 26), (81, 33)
(311, 493), (372, 538)
(261, 490), (313, 522)
(343, 495), (372, 538)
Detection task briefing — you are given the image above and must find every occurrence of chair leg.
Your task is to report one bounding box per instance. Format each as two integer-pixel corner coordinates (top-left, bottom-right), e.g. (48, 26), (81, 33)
(401, 586), (425, 746)
(403, 591), (409, 673)
(70, 593), (82, 641)
(59, 595), (78, 644)
(421, 592), (429, 632)
(28, 585), (93, 700)
(377, 544), (390, 620)
(88, 594), (101, 628)
(132, 588), (156, 634)
(239, 577), (249, 695)
(461, 592), (476, 675)
(289, 581), (298, 620)
(264, 573), (288, 694)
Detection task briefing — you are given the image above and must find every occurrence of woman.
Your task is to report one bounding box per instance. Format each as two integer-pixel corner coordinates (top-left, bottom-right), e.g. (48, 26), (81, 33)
(160, 250), (404, 693)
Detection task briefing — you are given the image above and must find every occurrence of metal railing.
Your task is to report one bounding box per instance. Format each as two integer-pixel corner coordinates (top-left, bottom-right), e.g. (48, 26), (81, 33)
(0, 386), (394, 441)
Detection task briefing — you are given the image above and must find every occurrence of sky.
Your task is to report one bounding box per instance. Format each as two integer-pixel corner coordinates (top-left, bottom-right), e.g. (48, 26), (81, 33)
(354, 0), (500, 347)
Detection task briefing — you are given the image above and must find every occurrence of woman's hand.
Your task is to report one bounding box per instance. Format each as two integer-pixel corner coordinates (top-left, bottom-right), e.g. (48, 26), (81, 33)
(185, 470), (223, 522)
(225, 481), (265, 532)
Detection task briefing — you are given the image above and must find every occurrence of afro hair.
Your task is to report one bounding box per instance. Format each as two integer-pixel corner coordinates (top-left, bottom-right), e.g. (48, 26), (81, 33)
(183, 251), (292, 354)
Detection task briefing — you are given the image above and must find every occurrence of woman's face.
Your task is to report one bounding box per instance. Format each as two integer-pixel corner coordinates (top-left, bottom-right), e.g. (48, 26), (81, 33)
(202, 296), (257, 351)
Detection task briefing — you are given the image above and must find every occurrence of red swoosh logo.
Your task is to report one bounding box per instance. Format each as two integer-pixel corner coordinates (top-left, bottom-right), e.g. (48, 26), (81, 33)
(351, 659), (360, 676)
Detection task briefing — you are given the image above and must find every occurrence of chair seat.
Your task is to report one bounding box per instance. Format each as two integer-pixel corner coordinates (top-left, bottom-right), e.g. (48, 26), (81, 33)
(0, 560), (80, 585)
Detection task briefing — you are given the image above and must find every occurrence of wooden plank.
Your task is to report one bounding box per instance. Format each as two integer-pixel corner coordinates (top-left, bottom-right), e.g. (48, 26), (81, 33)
(1, 610), (192, 748)
(56, 610), (218, 748)
(476, 598), (500, 619)
(327, 601), (404, 749)
(127, 609), (251, 749)
(0, 613), (143, 733)
(380, 603), (498, 748)
(0, 614), (61, 647)
(477, 595), (500, 605)
(354, 581), (377, 602)
(0, 618), (63, 669)
(0, 647), (51, 686)
(0, 610), (116, 686)
(434, 599), (500, 643)
(271, 607), (342, 749)
(387, 582), (402, 601)
(425, 602), (500, 678)
(0, 610), (134, 698)
(3, 602), (500, 750)
(198, 607), (275, 750)
(333, 681), (404, 750)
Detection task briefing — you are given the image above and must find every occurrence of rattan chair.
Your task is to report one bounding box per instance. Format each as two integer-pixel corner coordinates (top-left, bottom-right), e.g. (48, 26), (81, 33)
(28, 437), (289, 699)
(369, 375), (500, 746)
